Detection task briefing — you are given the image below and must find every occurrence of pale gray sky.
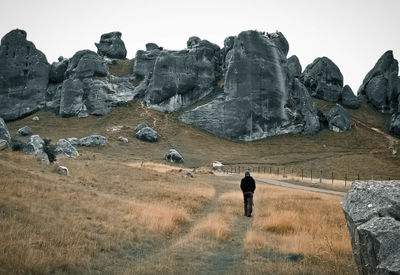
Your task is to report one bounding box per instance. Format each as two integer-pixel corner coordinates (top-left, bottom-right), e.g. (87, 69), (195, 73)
(1, 0), (399, 92)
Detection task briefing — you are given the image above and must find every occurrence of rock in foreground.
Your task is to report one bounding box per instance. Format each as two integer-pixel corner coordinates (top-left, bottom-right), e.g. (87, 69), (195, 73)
(342, 181), (400, 275)
(165, 149), (184, 163)
(136, 127), (158, 142)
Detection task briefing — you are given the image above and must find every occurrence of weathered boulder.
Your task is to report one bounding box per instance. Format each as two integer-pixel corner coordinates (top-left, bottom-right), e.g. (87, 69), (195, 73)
(56, 139), (79, 157)
(326, 104), (351, 132)
(32, 116), (39, 121)
(23, 135), (49, 162)
(95, 31), (127, 59)
(67, 137), (79, 146)
(390, 113), (400, 138)
(132, 48), (161, 81)
(145, 43), (162, 51)
(49, 58), (68, 83)
(118, 136), (128, 143)
(136, 127), (158, 142)
(137, 37), (221, 112)
(301, 57), (343, 103)
(57, 166), (69, 175)
(180, 30), (307, 141)
(165, 149), (184, 163)
(0, 29), (50, 121)
(341, 85), (360, 109)
(84, 79), (110, 116)
(0, 117), (11, 143)
(59, 79), (84, 117)
(0, 139), (7, 150)
(358, 51), (399, 113)
(288, 55), (302, 79)
(266, 31), (289, 57)
(342, 181), (400, 275)
(18, 126), (32, 136)
(78, 135), (107, 147)
(65, 50), (109, 79)
(135, 122), (148, 133)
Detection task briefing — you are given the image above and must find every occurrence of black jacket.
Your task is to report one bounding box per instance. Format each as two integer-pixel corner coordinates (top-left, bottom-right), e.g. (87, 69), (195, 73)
(240, 176), (256, 193)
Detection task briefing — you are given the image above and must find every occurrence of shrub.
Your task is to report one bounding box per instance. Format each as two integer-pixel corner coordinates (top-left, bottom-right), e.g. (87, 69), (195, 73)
(10, 138), (26, 151)
(43, 138), (57, 163)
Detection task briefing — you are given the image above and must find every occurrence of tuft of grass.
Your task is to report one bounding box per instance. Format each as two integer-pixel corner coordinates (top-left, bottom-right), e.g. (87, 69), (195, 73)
(193, 213), (231, 241)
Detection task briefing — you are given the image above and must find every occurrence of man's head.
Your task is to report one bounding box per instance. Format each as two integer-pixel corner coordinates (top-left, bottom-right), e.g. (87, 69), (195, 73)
(245, 171), (250, 177)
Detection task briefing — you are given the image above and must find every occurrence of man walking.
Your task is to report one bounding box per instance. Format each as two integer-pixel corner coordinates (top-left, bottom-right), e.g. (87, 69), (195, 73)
(240, 171), (256, 217)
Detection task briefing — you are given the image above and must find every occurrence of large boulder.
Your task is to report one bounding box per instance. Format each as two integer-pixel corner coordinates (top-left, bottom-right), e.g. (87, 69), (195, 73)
(0, 29), (50, 121)
(132, 48), (161, 81)
(165, 149), (184, 163)
(95, 31), (127, 59)
(342, 181), (400, 275)
(390, 113), (400, 138)
(326, 104), (351, 132)
(65, 50), (109, 79)
(49, 57), (68, 83)
(78, 135), (107, 147)
(301, 57), (344, 103)
(59, 79), (84, 117)
(0, 117), (11, 143)
(136, 127), (158, 142)
(23, 135), (49, 162)
(358, 51), (399, 113)
(341, 85), (360, 109)
(180, 30), (315, 141)
(288, 55), (302, 79)
(56, 139), (79, 157)
(137, 37), (221, 112)
(135, 122), (148, 133)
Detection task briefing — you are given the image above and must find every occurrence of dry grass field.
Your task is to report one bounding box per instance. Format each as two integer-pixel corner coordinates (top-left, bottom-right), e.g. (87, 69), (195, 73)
(0, 94), (398, 274)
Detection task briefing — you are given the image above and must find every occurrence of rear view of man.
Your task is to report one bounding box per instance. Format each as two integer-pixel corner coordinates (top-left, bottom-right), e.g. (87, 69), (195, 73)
(240, 171), (256, 217)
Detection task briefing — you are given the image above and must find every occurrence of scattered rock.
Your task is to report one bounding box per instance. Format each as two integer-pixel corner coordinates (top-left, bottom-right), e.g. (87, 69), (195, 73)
(0, 29), (50, 121)
(135, 122), (148, 133)
(390, 113), (400, 138)
(18, 126), (32, 136)
(341, 85), (360, 109)
(301, 57), (344, 103)
(57, 166), (69, 175)
(342, 180), (400, 275)
(136, 127), (158, 142)
(56, 139), (79, 157)
(32, 116), (39, 121)
(23, 135), (49, 163)
(78, 135), (107, 147)
(0, 117), (11, 143)
(118, 136), (128, 143)
(186, 172), (193, 178)
(95, 31), (127, 59)
(212, 161), (224, 170)
(165, 149), (184, 163)
(326, 104), (351, 132)
(0, 139), (7, 150)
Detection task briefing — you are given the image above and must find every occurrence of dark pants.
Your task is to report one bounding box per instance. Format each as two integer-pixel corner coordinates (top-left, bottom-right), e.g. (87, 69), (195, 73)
(243, 192), (254, 217)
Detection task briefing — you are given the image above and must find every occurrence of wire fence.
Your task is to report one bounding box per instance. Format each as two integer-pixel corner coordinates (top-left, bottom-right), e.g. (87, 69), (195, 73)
(219, 165), (396, 188)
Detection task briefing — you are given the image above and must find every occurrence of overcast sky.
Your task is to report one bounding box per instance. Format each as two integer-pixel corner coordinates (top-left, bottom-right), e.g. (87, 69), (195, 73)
(1, 0), (399, 92)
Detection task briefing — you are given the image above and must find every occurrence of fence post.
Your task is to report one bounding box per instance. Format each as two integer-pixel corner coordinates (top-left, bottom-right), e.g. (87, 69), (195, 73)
(283, 167), (286, 178)
(320, 170), (322, 183)
(302, 169), (303, 181)
(291, 168), (294, 178)
(357, 174), (360, 180)
(277, 167), (279, 176)
(345, 173), (347, 187)
(264, 167), (265, 173)
(331, 171), (334, 184)
(311, 169), (313, 183)
(270, 167), (272, 174)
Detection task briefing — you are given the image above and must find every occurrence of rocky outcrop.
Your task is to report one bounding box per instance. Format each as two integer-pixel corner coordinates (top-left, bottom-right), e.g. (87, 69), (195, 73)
(95, 32), (127, 59)
(136, 127), (158, 142)
(358, 51), (399, 113)
(18, 126), (32, 136)
(0, 29), (50, 121)
(342, 181), (400, 275)
(135, 37), (221, 112)
(132, 47), (161, 81)
(301, 57), (344, 103)
(65, 50), (109, 79)
(49, 57), (68, 83)
(288, 55), (302, 79)
(326, 104), (351, 132)
(341, 85), (360, 109)
(78, 135), (107, 147)
(390, 114), (400, 138)
(59, 79), (84, 117)
(165, 149), (184, 163)
(0, 118), (11, 143)
(23, 135), (49, 162)
(180, 30), (318, 141)
(56, 139), (79, 157)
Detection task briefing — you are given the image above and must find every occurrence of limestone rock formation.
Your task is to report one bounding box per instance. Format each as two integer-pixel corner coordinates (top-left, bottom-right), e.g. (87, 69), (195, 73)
(23, 135), (49, 162)
(95, 32), (127, 59)
(180, 30), (318, 141)
(390, 114), (400, 138)
(135, 122), (148, 133)
(59, 79), (84, 117)
(0, 118), (11, 143)
(132, 48), (161, 81)
(301, 57), (344, 103)
(288, 55), (302, 79)
(326, 104), (351, 132)
(65, 50), (109, 79)
(341, 85), (360, 109)
(56, 139), (79, 157)
(0, 139), (7, 150)
(0, 29), (50, 121)
(49, 57), (68, 83)
(358, 51), (399, 113)
(136, 127), (158, 142)
(78, 135), (107, 147)
(18, 126), (32, 136)
(145, 43), (162, 51)
(342, 181), (400, 275)
(165, 149), (184, 163)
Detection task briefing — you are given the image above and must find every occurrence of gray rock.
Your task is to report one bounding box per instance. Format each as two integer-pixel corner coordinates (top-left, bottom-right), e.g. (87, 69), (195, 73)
(78, 135), (107, 147)
(288, 55), (302, 79)
(301, 57), (344, 103)
(341, 85), (360, 109)
(67, 137), (79, 146)
(390, 113), (400, 138)
(266, 31), (289, 57)
(56, 139), (79, 157)
(136, 127), (158, 142)
(57, 166), (69, 175)
(145, 43), (162, 51)
(18, 126), (32, 136)
(342, 181), (400, 275)
(32, 116), (39, 121)
(95, 31), (127, 59)
(0, 117), (11, 143)
(326, 104), (351, 132)
(0, 29), (50, 121)
(132, 49), (161, 81)
(84, 79), (110, 115)
(135, 122), (148, 133)
(23, 135), (49, 162)
(358, 51), (399, 113)
(187, 36), (201, 49)
(0, 139), (7, 150)
(65, 50), (109, 79)
(59, 78), (84, 117)
(165, 149), (184, 163)
(49, 58), (68, 83)
(78, 111), (88, 118)
(118, 136), (128, 143)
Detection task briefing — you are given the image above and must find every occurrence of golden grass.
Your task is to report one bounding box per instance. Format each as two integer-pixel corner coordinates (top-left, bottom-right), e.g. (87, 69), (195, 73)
(192, 213), (231, 241)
